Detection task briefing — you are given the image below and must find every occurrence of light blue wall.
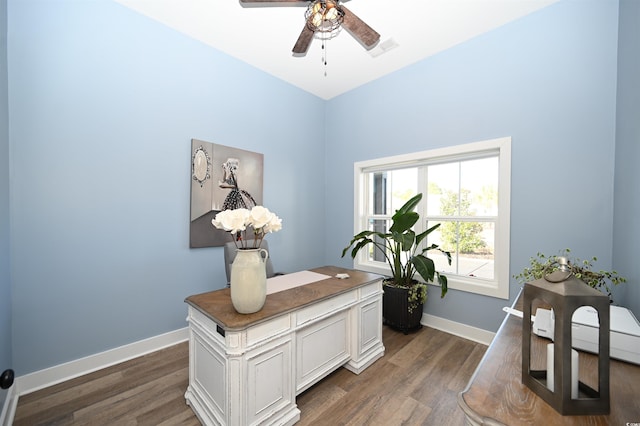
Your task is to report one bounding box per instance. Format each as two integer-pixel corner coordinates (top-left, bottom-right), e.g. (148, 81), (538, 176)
(613, 0), (640, 315)
(1, 0), (11, 406)
(6, 0), (634, 377)
(325, 0), (621, 331)
(8, 0), (325, 375)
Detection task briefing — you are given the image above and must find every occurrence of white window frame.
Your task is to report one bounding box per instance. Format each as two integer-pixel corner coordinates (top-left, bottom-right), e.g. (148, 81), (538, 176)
(352, 137), (511, 299)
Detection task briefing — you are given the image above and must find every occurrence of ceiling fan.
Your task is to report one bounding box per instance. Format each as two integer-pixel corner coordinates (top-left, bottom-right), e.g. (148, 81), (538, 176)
(239, 0), (380, 56)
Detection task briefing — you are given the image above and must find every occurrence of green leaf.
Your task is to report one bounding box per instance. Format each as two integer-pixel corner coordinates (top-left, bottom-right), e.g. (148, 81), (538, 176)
(441, 249), (452, 265)
(348, 238), (376, 259)
(392, 230), (415, 252)
(438, 274), (448, 298)
(389, 194), (422, 233)
(341, 230), (388, 258)
(351, 230), (376, 239)
(411, 254), (436, 283)
(389, 210), (419, 233)
(415, 223), (442, 246)
(395, 193), (422, 215)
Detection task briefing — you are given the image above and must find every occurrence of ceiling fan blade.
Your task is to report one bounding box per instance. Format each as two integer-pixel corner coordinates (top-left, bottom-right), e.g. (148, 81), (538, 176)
(292, 25), (314, 55)
(341, 5), (380, 50)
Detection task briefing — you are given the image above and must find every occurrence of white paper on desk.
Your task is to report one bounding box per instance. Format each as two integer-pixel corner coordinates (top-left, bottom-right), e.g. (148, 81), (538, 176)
(266, 271), (331, 295)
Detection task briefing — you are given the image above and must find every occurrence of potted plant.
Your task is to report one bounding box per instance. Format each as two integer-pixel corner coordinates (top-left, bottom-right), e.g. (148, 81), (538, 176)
(513, 248), (626, 300)
(342, 193), (451, 333)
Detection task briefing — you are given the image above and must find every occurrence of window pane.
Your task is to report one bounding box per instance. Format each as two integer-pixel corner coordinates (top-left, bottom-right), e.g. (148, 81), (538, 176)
(426, 157), (498, 217)
(389, 168), (418, 213)
(428, 221), (495, 280)
(460, 157), (499, 216)
(426, 163), (459, 216)
(367, 218), (390, 263)
(369, 168), (418, 216)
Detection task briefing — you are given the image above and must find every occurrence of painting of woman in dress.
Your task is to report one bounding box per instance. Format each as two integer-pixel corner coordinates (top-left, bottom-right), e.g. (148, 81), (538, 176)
(219, 158), (257, 211)
(189, 139), (263, 248)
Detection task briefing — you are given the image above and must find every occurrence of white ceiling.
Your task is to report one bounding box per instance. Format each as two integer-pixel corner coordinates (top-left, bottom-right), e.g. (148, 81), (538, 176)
(114, 0), (559, 100)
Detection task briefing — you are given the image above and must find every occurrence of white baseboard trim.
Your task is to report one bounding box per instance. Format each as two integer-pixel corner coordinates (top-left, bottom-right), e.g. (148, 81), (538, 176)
(8, 317), (489, 410)
(421, 313), (495, 346)
(16, 327), (189, 397)
(1, 385), (18, 426)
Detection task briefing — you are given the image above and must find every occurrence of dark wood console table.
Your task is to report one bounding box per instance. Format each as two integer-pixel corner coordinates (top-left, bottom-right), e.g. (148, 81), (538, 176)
(458, 290), (640, 425)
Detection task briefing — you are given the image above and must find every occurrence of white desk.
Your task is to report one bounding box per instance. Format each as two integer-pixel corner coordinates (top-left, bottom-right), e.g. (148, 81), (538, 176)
(184, 266), (385, 426)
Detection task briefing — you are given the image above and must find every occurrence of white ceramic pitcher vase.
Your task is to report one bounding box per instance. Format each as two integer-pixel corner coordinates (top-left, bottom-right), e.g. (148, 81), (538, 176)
(230, 248), (268, 314)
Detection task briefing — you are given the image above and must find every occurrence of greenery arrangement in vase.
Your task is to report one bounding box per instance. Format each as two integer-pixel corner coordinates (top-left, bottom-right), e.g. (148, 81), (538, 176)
(513, 248), (626, 300)
(342, 193), (451, 330)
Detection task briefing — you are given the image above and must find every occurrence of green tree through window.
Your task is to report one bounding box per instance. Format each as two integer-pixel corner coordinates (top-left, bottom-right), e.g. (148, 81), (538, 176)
(439, 189), (486, 253)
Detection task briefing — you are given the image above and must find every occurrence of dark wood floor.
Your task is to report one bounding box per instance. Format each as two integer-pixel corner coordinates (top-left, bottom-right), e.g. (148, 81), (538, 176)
(14, 326), (487, 425)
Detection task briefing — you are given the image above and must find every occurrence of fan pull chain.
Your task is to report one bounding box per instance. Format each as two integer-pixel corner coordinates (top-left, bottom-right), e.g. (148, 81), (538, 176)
(322, 39), (328, 77)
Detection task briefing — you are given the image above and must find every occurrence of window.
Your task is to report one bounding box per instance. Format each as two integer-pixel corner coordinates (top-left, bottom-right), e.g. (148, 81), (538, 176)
(352, 137), (511, 299)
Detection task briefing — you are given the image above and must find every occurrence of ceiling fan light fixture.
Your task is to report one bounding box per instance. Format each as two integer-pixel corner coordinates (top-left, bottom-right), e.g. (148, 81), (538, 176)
(305, 0), (344, 40)
(325, 6), (338, 21)
(311, 12), (323, 28)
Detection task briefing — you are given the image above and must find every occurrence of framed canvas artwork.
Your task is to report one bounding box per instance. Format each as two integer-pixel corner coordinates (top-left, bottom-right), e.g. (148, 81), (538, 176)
(190, 139), (264, 248)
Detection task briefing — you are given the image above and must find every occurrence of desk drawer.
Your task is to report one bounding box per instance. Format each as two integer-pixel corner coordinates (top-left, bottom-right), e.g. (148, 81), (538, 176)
(296, 290), (357, 326)
(360, 280), (382, 298)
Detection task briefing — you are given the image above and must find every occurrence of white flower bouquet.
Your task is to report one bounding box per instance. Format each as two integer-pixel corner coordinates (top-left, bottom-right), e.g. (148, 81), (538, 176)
(212, 206), (282, 249)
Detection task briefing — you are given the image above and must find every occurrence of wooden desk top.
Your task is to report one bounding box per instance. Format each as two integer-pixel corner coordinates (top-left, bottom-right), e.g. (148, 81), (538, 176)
(458, 290), (640, 425)
(185, 266), (381, 332)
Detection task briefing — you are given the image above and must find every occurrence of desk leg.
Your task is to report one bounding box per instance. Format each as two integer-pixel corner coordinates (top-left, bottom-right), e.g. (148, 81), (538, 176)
(345, 295), (385, 374)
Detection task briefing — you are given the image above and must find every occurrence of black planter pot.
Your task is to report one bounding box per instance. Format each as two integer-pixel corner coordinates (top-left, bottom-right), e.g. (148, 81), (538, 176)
(382, 283), (424, 334)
